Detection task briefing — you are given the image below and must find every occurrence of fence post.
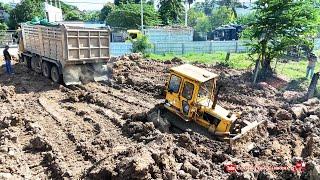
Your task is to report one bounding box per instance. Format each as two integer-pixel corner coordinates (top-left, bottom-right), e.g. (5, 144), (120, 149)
(182, 43), (185, 55)
(153, 43), (156, 54)
(235, 41), (238, 53)
(307, 72), (319, 100)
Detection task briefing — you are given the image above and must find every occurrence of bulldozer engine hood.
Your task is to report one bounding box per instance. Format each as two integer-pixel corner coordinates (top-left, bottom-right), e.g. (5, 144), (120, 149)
(198, 98), (237, 122)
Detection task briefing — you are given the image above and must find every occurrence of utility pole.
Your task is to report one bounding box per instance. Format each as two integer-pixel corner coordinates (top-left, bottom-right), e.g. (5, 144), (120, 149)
(184, 1), (188, 26)
(184, 0), (190, 27)
(141, 0), (144, 30)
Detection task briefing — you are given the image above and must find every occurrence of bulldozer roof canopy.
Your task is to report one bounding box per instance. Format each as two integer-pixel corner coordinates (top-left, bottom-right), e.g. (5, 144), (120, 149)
(170, 64), (218, 83)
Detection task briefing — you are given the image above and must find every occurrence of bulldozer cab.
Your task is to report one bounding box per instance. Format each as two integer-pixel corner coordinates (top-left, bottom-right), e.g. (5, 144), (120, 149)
(165, 64), (218, 119)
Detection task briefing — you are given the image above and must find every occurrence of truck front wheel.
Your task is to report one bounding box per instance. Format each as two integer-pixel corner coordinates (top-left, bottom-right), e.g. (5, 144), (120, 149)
(42, 61), (51, 78)
(51, 65), (61, 83)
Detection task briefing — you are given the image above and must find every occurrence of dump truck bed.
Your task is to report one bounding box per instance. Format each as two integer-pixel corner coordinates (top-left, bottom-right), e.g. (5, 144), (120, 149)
(21, 24), (110, 66)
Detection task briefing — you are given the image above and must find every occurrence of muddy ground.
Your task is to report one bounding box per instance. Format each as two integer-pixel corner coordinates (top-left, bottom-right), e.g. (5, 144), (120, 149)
(0, 54), (319, 180)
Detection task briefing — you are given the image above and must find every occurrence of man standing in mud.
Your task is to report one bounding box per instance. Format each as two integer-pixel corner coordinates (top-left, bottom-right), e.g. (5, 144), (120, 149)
(306, 52), (317, 79)
(3, 45), (13, 74)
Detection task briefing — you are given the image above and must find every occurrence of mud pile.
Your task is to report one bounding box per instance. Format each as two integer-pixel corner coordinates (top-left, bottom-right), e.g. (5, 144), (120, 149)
(0, 57), (319, 179)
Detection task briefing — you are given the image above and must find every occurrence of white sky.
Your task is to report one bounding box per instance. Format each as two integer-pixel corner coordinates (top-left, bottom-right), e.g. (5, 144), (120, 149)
(0, 0), (112, 11)
(1, 0), (254, 11)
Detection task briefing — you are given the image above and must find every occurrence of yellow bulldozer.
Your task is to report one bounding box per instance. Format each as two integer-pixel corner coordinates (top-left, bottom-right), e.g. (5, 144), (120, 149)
(147, 64), (265, 142)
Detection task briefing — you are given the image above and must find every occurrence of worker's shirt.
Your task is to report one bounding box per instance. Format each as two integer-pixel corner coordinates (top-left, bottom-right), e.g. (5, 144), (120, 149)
(308, 59), (317, 68)
(3, 49), (11, 61)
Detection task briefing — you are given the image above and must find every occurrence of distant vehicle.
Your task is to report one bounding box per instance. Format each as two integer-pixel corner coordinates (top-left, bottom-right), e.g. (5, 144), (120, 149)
(208, 25), (244, 41)
(127, 29), (142, 41)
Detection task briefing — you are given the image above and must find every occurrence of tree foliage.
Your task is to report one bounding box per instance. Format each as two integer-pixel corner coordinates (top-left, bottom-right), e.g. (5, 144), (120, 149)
(193, 0), (215, 15)
(0, 2), (12, 12)
(236, 12), (255, 26)
(65, 10), (83, 21)
(216, 0), (241, 18)
(82, 11), (100, 22)
(114, 0), (140, 6)
(100, 3), (115, 22)
(247, 0), (320, 77)
(159, 0), (185, 25)
(0, 22), (8, 31)
(106, 3), (160, 29)
(188, 9), (210, 32)
(131, 35), (152, 54)
(61, 1), (78, 14)
(209, 6), (235, 29)
(9, 0), (45, 29)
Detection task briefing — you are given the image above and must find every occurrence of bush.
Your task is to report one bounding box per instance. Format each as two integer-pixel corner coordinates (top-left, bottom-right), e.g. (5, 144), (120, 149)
(131, 35), (152, 55)
(0, 23), (8, 42)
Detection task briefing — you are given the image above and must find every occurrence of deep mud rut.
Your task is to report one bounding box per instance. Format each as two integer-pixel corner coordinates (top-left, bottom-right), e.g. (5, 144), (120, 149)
(0, 56), (320, 179)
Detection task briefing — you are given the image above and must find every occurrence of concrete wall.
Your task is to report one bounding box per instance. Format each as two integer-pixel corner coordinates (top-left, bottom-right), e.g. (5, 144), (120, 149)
(45, 3), (63, 22)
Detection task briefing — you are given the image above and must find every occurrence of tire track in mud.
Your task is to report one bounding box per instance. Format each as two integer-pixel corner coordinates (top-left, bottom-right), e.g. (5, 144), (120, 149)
(31, 99), (93, 179)
(38, 93), (140, 178)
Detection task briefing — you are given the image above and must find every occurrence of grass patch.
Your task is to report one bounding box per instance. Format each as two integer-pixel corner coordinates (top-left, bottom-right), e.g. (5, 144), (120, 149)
(149, 52), (254, 70)
(149, 52), (319, 80)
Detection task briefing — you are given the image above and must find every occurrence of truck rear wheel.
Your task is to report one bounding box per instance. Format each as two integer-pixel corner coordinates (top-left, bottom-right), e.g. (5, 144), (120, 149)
(51, 65), (61, 83)
(42, 61), (51, 78)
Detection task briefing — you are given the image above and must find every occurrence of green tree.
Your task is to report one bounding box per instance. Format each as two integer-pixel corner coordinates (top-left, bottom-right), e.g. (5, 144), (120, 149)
(236, 12), (255, 26)
(83, 11), (100, 22)
(114, 0), (140, 6)
(159, 0), (184, 25)
(195, 15), (210, 32)
(131, 35), (152, 54)
(209, 6), (235, 29)
(100, 3), (115, 22)
(247, 0), (319, 78)
(106, 3), (160, 29)
(0, 22), (8, 42)
(61, 1), (78, 14)
(188, 9), (210, 32)
(216, 0), (241, 18)
(65, 10), (83, 21)
(9, 0), (45, 29)
(0, 2), (12, 12)
(193, 0), (215, 15)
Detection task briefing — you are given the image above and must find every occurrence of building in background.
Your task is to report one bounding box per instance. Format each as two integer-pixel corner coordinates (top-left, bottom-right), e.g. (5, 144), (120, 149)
(45, 1), (63, 22)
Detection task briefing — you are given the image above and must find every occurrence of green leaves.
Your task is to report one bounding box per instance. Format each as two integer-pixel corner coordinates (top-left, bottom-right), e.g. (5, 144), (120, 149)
(247, 0), (320, 76)
(9, 0), (45, 29)
(159, 0), (185, 25)
(100, 3), (115, 22)
(209, 6), (235, 29)
(131, 35), (152, 54)
(106, 3), (160, 29)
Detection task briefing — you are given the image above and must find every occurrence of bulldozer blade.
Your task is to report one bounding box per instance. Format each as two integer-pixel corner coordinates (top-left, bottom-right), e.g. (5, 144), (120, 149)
(230, 120), (267, 142)
(228, 120), (267, 152)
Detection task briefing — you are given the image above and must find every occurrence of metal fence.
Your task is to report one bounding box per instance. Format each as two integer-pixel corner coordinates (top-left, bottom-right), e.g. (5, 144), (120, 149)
(110, 40), (250, 56)
(0, 31), (17, 47)
(4, 32), (320, 57)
